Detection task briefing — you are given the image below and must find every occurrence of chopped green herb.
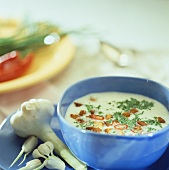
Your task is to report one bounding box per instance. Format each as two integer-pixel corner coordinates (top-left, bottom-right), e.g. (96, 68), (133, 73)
(154, 117), (163, 128)
(85, 104), (94, 112)
(96, 105), (101, 110)
(147, 127), (157, 132)
(85, 104), (101, 112)
(143, 117), (162, 128)
(89, 121), (94, 125)
(98, 111), (103, 115)
(117, 98), (154, 111)
(106, 119), (112, 124)
(113, 112), (121, 120)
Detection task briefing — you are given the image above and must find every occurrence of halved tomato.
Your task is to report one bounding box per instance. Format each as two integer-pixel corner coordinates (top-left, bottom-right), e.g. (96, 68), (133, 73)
(0, 51), (33, 82)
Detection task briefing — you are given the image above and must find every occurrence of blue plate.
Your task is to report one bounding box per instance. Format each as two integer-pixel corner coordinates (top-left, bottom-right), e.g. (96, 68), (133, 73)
(0, 105), (168, 170)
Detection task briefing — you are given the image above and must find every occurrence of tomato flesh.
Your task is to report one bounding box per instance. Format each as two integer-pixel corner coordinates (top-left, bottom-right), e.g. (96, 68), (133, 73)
(0, 51), (33, 82)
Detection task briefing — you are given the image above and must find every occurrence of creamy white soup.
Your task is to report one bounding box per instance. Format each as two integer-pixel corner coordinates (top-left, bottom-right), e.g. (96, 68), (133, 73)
(65, 92), (169, 136)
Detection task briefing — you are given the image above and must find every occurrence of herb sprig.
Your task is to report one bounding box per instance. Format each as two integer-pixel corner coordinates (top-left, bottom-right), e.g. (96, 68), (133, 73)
(0, 22), (59, 56)
(0, 20), (94, 57)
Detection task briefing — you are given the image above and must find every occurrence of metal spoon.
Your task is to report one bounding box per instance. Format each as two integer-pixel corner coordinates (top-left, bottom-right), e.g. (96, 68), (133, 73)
(100, 41), (129, 67)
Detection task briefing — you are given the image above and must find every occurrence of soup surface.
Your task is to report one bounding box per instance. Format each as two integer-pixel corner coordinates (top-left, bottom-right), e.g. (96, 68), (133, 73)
(65, 92), (169, 135)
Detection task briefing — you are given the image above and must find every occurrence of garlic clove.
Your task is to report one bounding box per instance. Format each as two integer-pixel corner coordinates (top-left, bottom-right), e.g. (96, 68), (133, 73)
(32, 148), (47, 159)
(23, 136), (38, 153)
(45, 156), (66, 170)
(9, 136), (38, 168)
(19, 159), (43, 170)
(38, 143), (51, 157)
(45, 141), (54, 155)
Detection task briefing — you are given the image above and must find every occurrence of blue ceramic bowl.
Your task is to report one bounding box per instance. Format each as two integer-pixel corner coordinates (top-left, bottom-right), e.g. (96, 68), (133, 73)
(57, 76), (169, 170)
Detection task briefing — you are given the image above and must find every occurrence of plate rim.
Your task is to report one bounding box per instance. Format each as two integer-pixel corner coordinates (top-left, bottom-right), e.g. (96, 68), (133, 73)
(0, 22), (75, 94)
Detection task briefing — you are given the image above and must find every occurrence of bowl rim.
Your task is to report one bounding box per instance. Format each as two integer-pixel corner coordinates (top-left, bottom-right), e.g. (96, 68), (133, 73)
(57, 76), (169, 140)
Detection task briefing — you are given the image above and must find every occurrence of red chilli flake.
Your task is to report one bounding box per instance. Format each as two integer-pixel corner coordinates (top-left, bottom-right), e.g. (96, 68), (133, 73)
(114, 124), (128, 130)
(88, 114), (104, 120)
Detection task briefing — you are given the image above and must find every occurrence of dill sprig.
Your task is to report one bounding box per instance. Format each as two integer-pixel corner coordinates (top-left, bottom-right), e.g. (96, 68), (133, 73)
(0, 22), (61, 56)
(0, 21), (94, 57)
